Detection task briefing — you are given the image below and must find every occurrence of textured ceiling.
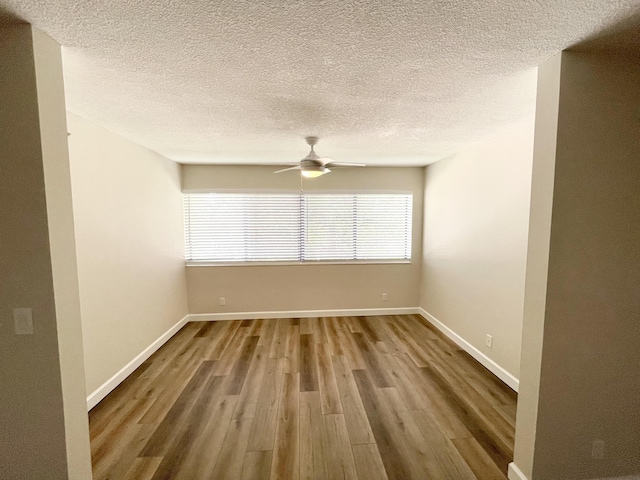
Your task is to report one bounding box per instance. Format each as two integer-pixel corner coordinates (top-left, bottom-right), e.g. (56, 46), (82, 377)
(1, 1), (639, 166)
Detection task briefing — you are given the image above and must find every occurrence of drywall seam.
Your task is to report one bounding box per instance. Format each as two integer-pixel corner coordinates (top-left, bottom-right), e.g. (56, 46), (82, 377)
(418, 308), (519, 392)
(508, 462), (529, 480)
(86, 314), (189, 410)
(187, 307), (419, 322)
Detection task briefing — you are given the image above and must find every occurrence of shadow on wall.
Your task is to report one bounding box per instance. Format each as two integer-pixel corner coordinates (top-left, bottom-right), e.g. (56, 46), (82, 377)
(572, 11), (640, 52)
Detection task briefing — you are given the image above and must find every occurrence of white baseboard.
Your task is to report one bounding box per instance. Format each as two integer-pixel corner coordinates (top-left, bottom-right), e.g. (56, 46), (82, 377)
(86, 314), (189, 410)
(507, 463), (640, 480)
(590, 476), (640, 480)
(187, 307), (419, 322)
(508, 463), (528, 480)
(418, 308), (519, 392)
(87, 308), (517, 409)
(189, 307), (519, 392)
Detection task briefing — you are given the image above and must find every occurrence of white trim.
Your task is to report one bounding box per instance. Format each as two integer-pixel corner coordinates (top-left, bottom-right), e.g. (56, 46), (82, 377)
(506, 463), (640, 480)
(187, 307), (419, 322)
(418, 308), (519, 392)
(87, 308), (519, 409)
(186, 259), (411, 267)
(508, 463), (528, 480)
(588, 476), (640, 480)
(86, 315), (189, 410)
(182, 188), (415, 195)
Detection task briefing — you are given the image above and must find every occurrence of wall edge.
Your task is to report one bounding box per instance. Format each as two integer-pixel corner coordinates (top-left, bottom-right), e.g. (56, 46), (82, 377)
(418, 307), (520, 391)
(86, 314), (189, 410)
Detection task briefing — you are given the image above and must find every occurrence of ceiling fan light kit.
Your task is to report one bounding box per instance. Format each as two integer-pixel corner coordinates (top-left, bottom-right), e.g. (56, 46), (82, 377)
(274, 136), (366, 177)
(301, 165), (330, 178)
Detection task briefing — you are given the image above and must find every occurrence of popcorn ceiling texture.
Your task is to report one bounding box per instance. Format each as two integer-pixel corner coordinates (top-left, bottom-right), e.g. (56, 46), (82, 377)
(1, 0), (639, 165)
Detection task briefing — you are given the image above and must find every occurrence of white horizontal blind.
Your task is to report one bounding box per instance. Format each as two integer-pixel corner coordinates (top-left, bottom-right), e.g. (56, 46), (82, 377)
(184, 193), (301, 262)
(303, 195), (355, 261)
(184, 192), (412, 263)
(357, 194), (412, 260)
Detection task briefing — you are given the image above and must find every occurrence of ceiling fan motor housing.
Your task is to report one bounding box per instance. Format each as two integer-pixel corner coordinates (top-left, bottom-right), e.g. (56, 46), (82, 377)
(272, 136), (365, 175)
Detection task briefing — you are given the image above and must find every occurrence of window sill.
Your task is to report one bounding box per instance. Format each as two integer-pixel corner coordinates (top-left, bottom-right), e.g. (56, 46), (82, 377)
(186, 260), (412, 267)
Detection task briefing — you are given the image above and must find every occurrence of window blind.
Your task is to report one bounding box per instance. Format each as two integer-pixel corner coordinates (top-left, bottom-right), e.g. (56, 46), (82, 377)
(184, 192), (412, 263)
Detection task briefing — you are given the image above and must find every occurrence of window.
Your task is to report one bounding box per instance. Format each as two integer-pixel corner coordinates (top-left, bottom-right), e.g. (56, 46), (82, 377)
(183, 192), (412, 264)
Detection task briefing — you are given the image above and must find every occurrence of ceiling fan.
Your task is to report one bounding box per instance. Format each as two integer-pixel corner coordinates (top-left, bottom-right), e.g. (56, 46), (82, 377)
(274, 136), (366, 178)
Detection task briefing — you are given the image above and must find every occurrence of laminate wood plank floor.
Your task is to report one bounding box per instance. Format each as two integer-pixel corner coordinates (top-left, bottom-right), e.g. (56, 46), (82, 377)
(90, 315), (517, 480)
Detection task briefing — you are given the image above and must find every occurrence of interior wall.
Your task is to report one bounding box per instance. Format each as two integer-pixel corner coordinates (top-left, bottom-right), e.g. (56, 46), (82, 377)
(182, 166), (424, 314)
(68, 113), (188, 396)
(512, 54), (562, 480)
(529, 50), (640, 480)
(420, 117), (535, 379)
(0, 25), (91, 479)
(34, 29), (94, 478)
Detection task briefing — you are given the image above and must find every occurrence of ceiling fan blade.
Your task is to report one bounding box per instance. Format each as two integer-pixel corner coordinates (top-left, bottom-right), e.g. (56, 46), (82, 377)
(316, 157), (335, 166)
(273, 166), (302, 174)
(277, 137), (365, 175)
(324, 162), (366, 168)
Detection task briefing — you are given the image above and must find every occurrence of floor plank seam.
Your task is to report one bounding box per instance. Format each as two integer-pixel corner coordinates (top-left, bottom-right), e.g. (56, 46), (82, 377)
(89, 315), (517, 480)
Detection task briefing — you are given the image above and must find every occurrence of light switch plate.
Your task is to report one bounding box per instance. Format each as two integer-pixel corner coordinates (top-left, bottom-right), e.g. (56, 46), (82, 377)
(14, 308), (34, 335)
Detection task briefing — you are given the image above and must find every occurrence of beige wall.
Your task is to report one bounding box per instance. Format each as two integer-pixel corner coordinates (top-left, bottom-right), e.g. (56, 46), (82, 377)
(182, 166), (423, 313)
(512, 54), (562, 480)
(68, 113), (189, 396)
(0, 25), (91, 479)
(516, 50), (640, 480)
(420, 118), (534, 379)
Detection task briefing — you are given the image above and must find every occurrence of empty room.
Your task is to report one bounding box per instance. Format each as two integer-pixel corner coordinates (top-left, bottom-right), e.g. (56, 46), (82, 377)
(1, 2), (639, 480)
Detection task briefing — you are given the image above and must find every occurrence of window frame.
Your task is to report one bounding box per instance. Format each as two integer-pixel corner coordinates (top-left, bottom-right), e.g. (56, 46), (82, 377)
(183, 189), (414, 266)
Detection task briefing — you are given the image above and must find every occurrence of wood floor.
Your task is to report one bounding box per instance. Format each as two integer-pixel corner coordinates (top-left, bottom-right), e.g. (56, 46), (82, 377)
(89, 315), (517, 480)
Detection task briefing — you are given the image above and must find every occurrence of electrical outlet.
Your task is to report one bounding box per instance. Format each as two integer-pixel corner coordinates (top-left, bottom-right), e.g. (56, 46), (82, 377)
(220, 297), (226, 306)
(592, 439), (605, 459)
(485, 334), (493, 348)
(382, 293), (388, 301)
(14, 308), (34, 335)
